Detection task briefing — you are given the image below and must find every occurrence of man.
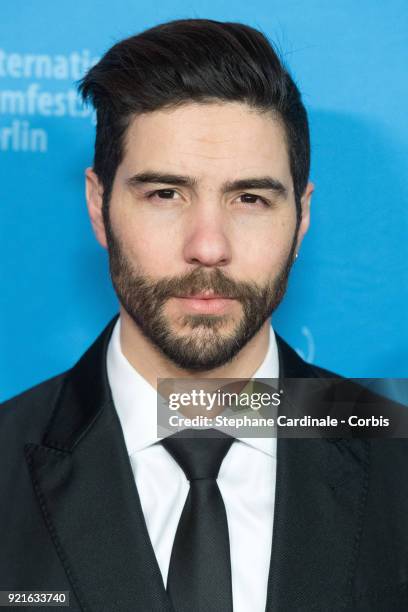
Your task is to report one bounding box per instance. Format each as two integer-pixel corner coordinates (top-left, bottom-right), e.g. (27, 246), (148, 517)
(1, 18), (407, 612)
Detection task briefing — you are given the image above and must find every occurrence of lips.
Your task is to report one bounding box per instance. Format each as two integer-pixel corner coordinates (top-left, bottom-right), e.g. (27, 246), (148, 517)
(179, 292), (229, 299)
(174, 293), (235, 314)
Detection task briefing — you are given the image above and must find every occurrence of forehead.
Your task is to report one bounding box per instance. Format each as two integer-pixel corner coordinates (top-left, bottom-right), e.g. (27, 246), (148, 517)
(120, 101), (291, 183)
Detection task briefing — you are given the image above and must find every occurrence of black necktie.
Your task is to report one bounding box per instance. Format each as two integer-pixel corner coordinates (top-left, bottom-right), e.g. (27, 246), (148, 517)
(161, 427), (235, 612)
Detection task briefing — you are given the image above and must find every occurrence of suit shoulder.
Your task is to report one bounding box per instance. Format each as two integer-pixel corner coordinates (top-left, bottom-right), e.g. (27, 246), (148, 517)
(0, 371), (68, 440)
(309, 363), (343, 378)
(1, 371), (67, 409)
(275, 333), (343, 379)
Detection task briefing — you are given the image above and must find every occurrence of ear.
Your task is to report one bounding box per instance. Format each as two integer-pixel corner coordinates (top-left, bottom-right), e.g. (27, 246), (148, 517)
(85, 167), (108, 249)
(295, 180), (314, 255)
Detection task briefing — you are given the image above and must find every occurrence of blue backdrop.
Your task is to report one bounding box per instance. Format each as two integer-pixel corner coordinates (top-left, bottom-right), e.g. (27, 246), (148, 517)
(1, 1), (407, 401)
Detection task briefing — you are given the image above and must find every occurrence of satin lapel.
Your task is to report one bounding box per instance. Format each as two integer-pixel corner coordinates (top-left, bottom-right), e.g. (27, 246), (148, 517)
(265, 336), (370, 611)
(25, 316), (173, 612)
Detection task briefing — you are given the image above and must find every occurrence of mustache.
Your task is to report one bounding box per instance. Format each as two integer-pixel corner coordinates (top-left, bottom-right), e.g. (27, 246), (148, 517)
(144, 267), (265, 303)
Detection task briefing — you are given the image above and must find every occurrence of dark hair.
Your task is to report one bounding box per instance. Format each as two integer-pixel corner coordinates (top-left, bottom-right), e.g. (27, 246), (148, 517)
(79, 19), (310, 223)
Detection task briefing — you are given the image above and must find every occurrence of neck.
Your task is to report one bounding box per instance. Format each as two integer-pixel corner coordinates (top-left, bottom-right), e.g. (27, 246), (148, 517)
(118, 306), (271, 390)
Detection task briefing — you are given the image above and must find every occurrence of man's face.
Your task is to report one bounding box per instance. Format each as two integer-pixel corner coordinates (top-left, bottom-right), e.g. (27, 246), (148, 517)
(88, 101), (311, 371)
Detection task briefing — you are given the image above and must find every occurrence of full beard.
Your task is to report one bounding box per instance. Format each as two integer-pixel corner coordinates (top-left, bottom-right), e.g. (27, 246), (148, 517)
(105, 219), (297, 372)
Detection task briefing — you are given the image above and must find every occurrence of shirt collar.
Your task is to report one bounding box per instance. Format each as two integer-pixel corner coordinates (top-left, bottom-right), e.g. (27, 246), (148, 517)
(107, 317), (278, 458)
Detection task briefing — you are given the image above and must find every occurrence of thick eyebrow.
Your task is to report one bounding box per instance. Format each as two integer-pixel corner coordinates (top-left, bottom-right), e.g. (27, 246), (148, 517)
(223, 177), (287, 197)
(126, 172), (287, 197)
(126, 172), (197, 188)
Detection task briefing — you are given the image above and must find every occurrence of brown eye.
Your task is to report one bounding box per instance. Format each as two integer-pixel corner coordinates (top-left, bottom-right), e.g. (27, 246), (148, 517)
(238, 193), (269, 207)
(152, 189), (177, 199)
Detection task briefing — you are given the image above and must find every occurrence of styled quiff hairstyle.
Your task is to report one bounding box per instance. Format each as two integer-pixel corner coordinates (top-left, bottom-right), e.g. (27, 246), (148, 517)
(79, 18), (310, 224)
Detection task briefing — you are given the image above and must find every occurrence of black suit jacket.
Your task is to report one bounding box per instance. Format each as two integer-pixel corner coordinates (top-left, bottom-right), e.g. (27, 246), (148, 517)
(1, 316), (408, 611)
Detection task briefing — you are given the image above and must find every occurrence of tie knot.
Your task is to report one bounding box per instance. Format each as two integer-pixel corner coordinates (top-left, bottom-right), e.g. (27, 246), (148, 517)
(161, 428), (235, 481)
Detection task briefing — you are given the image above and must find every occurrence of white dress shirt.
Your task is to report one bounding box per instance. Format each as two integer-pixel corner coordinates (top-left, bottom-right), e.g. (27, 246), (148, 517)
(107, 318), (279, 612)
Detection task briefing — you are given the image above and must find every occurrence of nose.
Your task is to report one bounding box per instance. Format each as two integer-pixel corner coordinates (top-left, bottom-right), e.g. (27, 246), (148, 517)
(182, 202), (232, 267)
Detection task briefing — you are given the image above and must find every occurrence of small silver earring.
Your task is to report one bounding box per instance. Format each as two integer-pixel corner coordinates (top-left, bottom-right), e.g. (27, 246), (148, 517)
(294, 253), (299, 260)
